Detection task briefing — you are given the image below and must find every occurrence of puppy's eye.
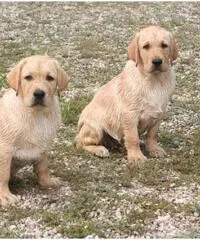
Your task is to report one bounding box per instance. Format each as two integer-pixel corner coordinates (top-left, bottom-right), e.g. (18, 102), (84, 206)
(46, 75), (54, 81)
(24, 75), (33, 81)
(143, 44), (150, 50)
(161, 43), (168, 48)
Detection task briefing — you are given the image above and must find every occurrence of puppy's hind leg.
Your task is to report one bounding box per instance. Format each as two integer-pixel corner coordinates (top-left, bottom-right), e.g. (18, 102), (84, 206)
(75, 124), (110, 158)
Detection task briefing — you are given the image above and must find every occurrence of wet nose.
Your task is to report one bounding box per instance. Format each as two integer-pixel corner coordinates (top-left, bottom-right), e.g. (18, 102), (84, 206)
(152, 58), (162, 66)
(33, 89), (45, 99)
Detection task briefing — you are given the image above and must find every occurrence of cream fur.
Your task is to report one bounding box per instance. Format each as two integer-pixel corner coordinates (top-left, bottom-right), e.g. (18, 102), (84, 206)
(75, 25), (177, 164)
(0, 55), (68, 206)
(1, 89), (60, 162)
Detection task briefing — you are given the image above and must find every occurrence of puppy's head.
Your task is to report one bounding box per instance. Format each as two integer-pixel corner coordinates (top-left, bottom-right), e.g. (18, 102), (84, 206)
(7, 55), (68, 108)
(128, 25), (178, 74)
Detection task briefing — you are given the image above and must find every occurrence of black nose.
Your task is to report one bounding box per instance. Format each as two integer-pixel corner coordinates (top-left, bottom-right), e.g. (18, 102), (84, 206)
(33, 89), (45, 99)
(152, 58), (162, 66)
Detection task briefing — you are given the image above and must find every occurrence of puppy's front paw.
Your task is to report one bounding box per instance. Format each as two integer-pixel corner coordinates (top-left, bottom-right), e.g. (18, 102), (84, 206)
(148, 145), (167, 158)
(127, 151), (147, 165)
(0, 191), (19, 206)
(39, 176), (62, 189)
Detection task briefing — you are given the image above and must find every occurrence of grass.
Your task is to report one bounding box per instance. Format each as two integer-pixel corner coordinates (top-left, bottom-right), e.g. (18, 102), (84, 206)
(0, 72), (6, 89)
(61, 95), (93, 125)
(0, 2), (200, 238)
(75, 38), (109, 59)
(38, 193), (195, 237)
(0, 230), (19, 238)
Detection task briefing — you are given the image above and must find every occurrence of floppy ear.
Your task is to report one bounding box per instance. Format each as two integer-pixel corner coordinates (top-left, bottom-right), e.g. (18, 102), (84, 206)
(128, 33), (140, 66)
(56, 63), (68, 91)
(6, 59), (25, 96)
(170, 34), (178, 63)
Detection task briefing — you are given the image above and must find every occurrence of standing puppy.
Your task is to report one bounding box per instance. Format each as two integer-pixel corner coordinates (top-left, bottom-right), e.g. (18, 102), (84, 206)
(0, 55), (68, 206)
(75, 25), (178, 164)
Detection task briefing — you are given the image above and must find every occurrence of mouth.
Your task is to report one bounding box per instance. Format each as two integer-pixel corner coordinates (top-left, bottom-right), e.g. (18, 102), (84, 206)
(148, 66), (167, 73)
(31, 99), (46, 107)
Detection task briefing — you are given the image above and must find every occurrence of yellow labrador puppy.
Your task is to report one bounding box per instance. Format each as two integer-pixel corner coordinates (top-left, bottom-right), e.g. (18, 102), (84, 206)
(0, 55), (68, 206)
(75, 25), (178, 164)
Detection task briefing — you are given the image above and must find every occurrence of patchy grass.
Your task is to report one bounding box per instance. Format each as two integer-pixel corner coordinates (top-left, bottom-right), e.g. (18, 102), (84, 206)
(75, 38), (109, 59)
(0, 2), (200, 238)
(0, 230), (19, 238)
(61, 95), (93, 125)
(5, 207), (34, 222)
(0, 73), (6, 89)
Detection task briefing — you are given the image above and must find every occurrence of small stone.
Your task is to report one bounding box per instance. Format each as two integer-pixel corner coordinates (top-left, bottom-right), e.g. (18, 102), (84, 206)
(9, 225), (16, 230)
(194, 212), (199, 217)
(157, 213), (171, 222)
(115, 208), (122, 220)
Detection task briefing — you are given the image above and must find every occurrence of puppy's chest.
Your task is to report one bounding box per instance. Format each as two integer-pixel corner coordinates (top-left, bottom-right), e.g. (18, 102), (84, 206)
(139, 88), (169, 123)
(13, 116), (58, 162)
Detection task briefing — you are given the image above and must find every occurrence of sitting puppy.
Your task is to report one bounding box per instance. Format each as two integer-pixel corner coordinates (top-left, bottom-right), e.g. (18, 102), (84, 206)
(75, 25), (178, 164)
(0, 55), (68, 206)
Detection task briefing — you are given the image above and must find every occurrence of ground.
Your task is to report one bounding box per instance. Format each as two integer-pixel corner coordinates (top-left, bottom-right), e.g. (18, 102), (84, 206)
(0, 2), (200, 238)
